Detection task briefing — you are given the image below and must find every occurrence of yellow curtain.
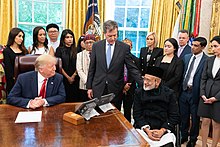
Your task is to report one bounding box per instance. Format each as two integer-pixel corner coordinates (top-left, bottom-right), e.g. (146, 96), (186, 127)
(149, 0), (180, 48)
(0, 0), (15, 45)
(65, 0), (105, 41)
(209, 0), (220, 54)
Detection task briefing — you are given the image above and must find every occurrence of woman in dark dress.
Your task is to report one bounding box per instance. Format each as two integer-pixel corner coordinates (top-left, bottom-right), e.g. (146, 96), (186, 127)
(55, 29), (80, 102)
(198, 36), (220, 147)
(139, 32), (163, 75)
(155, 38), (183, 96)
(3, 28), (28, 94)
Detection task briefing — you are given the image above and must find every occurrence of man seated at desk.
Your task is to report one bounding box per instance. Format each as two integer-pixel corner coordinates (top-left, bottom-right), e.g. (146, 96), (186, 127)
(133, 66), (180, 147)
(7, 54), (66, 109)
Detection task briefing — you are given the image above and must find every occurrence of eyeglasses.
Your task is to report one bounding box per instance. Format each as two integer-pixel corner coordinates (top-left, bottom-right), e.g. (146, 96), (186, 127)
(48, 30), (58, 34)
(85, 41), (94, 45)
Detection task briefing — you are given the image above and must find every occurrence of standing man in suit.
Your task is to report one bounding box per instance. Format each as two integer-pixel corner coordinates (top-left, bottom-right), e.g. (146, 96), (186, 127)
(179, 37), (208, 147)
(7, 54), (66, 109)
(177, 30), (191, 58)
(86, 20), (142, 110)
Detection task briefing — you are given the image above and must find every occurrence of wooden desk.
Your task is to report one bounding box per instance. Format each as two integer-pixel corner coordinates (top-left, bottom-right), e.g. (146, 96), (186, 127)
(0, 103), (148, 146)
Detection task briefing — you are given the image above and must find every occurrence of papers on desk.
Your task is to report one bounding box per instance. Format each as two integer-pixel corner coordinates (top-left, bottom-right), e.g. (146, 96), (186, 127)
(99, 103), (115, 113)
(15, 111), (42, 123)
(75, 93), (116, 120)
(82, 109), (100, 120)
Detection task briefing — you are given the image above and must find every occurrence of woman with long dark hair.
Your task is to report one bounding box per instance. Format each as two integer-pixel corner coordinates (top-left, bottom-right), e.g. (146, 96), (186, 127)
(55, 29), (80, 102)
(155, 38), (183, 96)
(3, 27), (28, 94)
(28, 26), (54, 55)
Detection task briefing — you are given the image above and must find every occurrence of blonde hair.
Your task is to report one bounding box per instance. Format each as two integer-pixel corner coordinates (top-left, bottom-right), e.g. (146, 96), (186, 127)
(35, 54), (56, 71)
(146, 32), (158, 48)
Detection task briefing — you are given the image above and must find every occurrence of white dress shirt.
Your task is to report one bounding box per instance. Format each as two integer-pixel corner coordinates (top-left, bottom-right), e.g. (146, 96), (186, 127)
(212, 56), (220, 78)
(186, 52), (203, 86)
(105, 40), (115, 59)
(26, 72), (49, 108)
(178, 45), (187, 57)
(48, 40), (60, 52)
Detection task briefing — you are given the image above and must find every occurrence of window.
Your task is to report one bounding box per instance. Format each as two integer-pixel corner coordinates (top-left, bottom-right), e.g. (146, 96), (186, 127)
(16, 0), (65, 48)
(105, 0), (152, 57)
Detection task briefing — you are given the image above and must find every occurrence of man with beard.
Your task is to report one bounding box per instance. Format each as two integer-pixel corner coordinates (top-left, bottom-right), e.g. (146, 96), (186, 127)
(133, 66), (180, 147)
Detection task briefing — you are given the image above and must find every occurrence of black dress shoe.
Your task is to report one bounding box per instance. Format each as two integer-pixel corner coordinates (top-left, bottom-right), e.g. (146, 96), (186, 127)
(186, 140), (196, 147)
(181, 138), (188, 144)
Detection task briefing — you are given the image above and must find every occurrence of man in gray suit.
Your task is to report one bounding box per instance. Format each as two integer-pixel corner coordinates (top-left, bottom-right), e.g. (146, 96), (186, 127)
(86, 20), (142, 110)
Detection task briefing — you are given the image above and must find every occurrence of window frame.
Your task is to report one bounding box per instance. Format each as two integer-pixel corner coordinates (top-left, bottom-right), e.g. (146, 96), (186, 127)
(15, 0), (66, 47)
(105, 0), (152, 57)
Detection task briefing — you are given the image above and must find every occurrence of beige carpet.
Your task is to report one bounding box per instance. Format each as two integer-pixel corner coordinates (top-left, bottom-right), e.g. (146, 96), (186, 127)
(181, 136), (220, 147)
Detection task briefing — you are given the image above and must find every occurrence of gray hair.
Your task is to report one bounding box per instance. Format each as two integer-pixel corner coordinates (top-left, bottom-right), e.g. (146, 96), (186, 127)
(35, 54), (56, 71)
(103, 20), (118, 33)
(178, 29), (189, 36)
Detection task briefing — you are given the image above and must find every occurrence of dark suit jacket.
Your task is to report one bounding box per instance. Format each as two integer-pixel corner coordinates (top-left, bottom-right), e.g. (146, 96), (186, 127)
(155, 55), (183, 93)
(181, 53), (208, 104)
(200, 56), (220, 100)
(139, 47), (163, 75)
(133, 86), (180, 132)
(179, 44), (191, 59)
(86, 39), (142, 99)
(7, 71), (66, 108)
(126, 54), (140, 94)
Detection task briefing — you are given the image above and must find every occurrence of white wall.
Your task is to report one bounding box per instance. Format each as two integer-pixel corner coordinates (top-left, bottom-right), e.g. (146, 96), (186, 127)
(199, 0), (213, 54)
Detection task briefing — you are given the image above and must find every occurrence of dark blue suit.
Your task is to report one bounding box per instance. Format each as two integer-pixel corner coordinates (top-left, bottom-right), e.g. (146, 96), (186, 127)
(179, 44), (191, 59)
(179, 53), (207, 142)
(7, 71), (66, 108)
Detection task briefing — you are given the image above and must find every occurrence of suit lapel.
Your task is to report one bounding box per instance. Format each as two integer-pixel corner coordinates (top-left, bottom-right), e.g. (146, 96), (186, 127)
(195, 53), (206, 74)
(211, 56), (220, 79)
(31, 72), (38, 97)
(101, 40), (108, 70)
(46, 77), (54, 97)
(184, 55), (192, 75)
(215, 68), (220, 79)
(143, 47), (148, 62)
(150, 48), (158, 63)
(109, 41), (120, 68)
(165, 57), (176, 79)
(209, 57), (215, 79)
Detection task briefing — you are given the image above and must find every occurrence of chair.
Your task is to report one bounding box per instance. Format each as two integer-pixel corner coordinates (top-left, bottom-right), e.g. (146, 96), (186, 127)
(14, 55), (62, 81)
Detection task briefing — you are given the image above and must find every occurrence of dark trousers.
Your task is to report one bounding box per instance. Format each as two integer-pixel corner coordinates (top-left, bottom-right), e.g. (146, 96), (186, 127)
(102, 84), (122, 111)
(80, 89), (90, 102)
(162, 142), (174, 147)
(179, 90), (200, 141)
(122, 92), (134, 122)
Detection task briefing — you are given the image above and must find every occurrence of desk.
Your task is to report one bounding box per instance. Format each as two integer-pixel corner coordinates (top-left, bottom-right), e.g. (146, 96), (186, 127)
(0, 103), (148, 146)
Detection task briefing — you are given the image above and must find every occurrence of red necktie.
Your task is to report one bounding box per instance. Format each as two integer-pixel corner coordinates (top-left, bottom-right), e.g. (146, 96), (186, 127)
(39, 79), (47, 98)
